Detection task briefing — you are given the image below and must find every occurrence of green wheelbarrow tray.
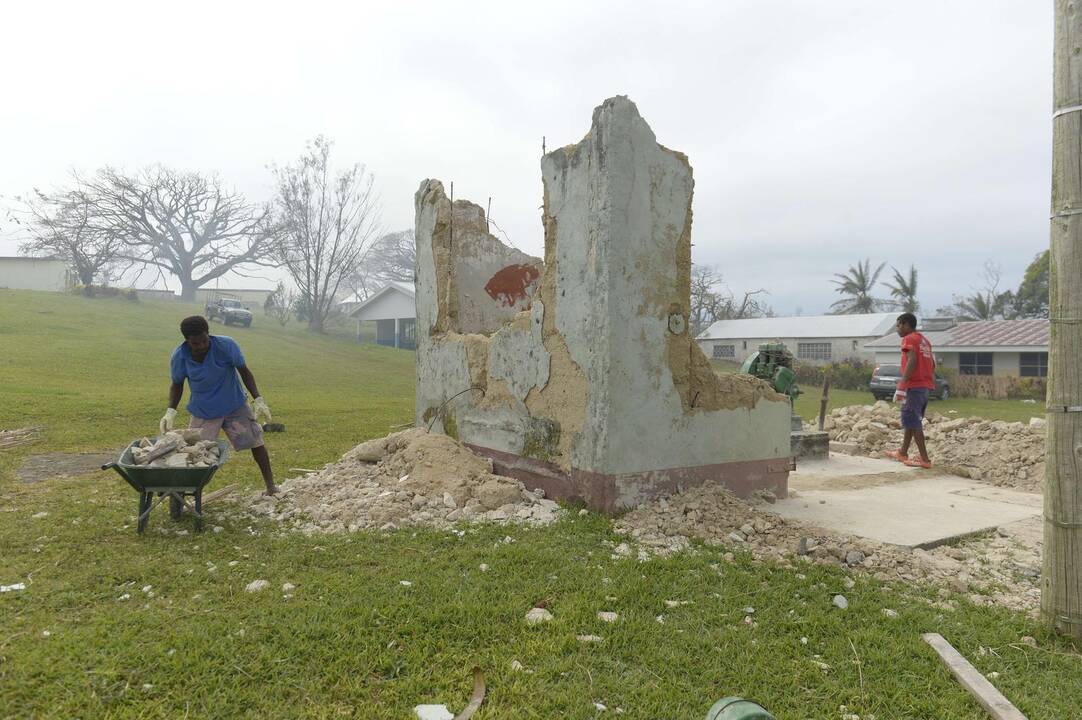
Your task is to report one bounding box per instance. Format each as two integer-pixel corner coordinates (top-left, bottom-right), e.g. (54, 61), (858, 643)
(102, 438), (231, 534)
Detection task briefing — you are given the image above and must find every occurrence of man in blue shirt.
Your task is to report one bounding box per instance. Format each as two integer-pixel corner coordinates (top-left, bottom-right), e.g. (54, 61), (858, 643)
(160, 316), (278, 495)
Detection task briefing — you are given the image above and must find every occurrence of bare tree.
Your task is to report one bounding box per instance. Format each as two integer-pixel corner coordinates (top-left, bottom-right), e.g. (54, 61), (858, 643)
(264, 281), (295, 327)
(271, 136), (380, 332)
(75, 167), (275, 301)
(936, 260), (1009, 320)
(349, 228), (415, 300)
(14, 188), (121, 290)
(690, 264), (770, 336)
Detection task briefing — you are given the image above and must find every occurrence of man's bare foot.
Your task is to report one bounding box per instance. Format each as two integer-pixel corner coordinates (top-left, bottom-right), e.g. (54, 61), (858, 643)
(262, 484), (281, 497)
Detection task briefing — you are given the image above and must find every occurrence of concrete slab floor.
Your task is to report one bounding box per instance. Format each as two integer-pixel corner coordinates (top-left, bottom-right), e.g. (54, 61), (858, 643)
(775, 454), (1040, 549)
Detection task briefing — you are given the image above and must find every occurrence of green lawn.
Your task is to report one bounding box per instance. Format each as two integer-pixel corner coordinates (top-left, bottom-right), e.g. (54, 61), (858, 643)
(1, 289), (1078, 719)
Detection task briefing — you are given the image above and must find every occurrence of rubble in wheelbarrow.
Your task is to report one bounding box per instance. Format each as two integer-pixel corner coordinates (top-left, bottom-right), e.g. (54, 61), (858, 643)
(131, 430), (221, 468)
(243, 427), (562, 533)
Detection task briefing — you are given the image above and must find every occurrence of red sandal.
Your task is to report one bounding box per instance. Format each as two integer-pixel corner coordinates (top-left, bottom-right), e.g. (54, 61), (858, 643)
(902, 457), (932, 469)
(885, 450), (909, 462)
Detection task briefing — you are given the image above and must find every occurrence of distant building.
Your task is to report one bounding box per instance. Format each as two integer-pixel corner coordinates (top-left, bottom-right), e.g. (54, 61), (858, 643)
(866, 318), (1049, 378)
(0, 257), (73, 292)
(697, 313), (898, 366)
(193, 287), (275, 308)
(349, 281), (416, 349)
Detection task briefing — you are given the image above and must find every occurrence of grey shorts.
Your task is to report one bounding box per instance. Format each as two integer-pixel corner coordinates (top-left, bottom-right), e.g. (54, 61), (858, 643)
(901, 388), (930, 430)
(189, 403), (265, 451)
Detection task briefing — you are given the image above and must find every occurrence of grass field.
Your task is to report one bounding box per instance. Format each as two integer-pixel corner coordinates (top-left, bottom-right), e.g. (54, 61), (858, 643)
(1, 289), (1079, 719)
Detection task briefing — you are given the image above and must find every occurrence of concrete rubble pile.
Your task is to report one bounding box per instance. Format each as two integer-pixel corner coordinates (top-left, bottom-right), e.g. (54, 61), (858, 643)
(823, 402), (1046, 491)
(131, 430), (221, 468)
(616, 481), (1042, 614)
(249, 427), (561, 533)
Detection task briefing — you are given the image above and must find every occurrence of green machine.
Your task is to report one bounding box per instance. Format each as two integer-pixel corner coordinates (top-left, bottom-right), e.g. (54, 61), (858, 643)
(739, 342), (801, 401)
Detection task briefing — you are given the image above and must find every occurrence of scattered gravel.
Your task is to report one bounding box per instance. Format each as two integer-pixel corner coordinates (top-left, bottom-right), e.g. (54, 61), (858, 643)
(615, 476), (1043, 615)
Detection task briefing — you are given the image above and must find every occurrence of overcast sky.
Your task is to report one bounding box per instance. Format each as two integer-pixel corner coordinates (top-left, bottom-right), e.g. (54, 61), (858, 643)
(0, 1), (1053, 316)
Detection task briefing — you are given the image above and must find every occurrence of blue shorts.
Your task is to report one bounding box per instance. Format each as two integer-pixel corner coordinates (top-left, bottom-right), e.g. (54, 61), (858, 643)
(901, 388), (930, 430)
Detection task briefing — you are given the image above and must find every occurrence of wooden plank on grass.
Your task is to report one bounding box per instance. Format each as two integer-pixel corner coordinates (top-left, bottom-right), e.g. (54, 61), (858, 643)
(921, 633), (1027, 720)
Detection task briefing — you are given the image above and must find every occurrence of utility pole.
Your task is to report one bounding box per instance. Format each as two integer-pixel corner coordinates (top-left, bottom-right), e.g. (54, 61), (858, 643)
(1044, 0), (1082, 644)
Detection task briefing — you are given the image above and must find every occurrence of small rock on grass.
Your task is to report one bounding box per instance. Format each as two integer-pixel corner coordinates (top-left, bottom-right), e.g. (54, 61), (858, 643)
(414, 704), (454, 720)
(882, 608), (898, 618)
(510, 660), (525, 671)
(282, 583), (296, 592)
(597, 611), (619, 623)
(525, 607), (553, 625)
(832, 595), (848, 610)
(577, 634), (603, 643)
(245, 579), (269, 593)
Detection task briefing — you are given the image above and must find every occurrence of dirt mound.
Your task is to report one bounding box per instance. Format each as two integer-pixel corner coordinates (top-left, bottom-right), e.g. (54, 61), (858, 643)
(617, 481), (1042, 614)
(825, 402), (1046, 491)
(248, 428), (561, 533)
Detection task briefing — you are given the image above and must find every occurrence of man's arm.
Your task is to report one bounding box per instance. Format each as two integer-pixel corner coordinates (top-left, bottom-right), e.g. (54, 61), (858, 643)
(168, 381), (184, 409)
(238, 365), (260, 399)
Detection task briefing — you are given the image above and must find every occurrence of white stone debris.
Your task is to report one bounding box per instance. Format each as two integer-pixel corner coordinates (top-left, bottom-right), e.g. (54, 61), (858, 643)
(130, 430), (221, 468)
(245, 579), (269, 593)
(31, 512), (48, 519)
(282, 583), (296, 593)
(510, 660), (525, 671)
(826, 402), (1045, 491)
(0, 583), (26, 593)
(414, 704), (454, 720)
(239, 428), (561, 534)
(597, 611), (619, 623)
(832, 595), (849, 610)
(525, 607), (554, 625)
(577, 634), (603, 643)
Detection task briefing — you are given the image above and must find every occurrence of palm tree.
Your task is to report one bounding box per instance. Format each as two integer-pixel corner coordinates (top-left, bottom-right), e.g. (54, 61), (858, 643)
(830, 259), (887, 314)
(885, 265), (919, 313)
(951, 292), (997, 321)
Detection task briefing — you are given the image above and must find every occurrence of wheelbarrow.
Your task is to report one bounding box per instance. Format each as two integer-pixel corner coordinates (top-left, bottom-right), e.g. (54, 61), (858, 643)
(102, 438), (230, 533)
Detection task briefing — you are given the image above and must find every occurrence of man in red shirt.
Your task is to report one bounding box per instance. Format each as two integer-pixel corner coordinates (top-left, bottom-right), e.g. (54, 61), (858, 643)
(886, 313), (935, 468)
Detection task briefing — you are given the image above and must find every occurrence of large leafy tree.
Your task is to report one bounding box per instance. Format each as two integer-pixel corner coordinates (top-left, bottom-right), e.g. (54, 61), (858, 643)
(884, 265), (919, 313)
(830, 259), (887, 314)
(1005, 250), (1049, 319)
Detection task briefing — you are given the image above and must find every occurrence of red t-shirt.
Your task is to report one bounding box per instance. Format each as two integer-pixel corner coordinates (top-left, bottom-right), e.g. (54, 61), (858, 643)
(899, 331), (935, 390)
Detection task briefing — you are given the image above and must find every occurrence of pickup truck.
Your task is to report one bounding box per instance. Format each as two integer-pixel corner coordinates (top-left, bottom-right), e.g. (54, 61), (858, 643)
(204, 298), (253, 327)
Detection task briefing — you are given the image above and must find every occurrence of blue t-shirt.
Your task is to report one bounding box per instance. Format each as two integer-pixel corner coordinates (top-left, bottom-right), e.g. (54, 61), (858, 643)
(170, 335), (249, 420)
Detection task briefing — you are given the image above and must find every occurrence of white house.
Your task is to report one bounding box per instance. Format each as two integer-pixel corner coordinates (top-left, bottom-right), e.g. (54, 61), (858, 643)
(349, 281), (416, 349)
(697, 313), (898, 366)
(865, 318), (1049, 379)
(0, 257), (73, 292)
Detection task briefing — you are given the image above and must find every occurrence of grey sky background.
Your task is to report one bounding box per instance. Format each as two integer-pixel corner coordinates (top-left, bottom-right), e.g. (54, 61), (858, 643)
(0, 1), (1052, 316)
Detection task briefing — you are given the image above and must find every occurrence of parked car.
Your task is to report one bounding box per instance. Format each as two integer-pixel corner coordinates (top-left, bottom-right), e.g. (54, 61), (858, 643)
(869, 363), (950, 400)
(205, 297), (253, 327)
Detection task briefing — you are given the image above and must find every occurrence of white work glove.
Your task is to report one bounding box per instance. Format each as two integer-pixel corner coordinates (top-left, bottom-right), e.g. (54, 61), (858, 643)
(159, 408), (177, 434)
(252, 396), (272, 423)
(893, 389), (907, 404)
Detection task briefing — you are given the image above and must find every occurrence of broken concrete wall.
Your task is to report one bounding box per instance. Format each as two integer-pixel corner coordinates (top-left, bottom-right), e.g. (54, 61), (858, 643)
(415, 96), (791, 511)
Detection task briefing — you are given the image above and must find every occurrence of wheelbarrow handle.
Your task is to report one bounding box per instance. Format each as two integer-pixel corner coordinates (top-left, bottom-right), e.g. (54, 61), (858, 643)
(102, 462), (118, 471)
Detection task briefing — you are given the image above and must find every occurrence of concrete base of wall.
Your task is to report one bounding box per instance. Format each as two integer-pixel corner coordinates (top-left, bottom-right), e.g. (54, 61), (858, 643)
(465, 444), (790, 513)
(790, 431), (830, 459)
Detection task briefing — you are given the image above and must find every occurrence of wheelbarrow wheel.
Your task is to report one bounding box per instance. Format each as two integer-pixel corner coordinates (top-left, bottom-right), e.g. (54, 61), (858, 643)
(169, 494), (183, 520)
